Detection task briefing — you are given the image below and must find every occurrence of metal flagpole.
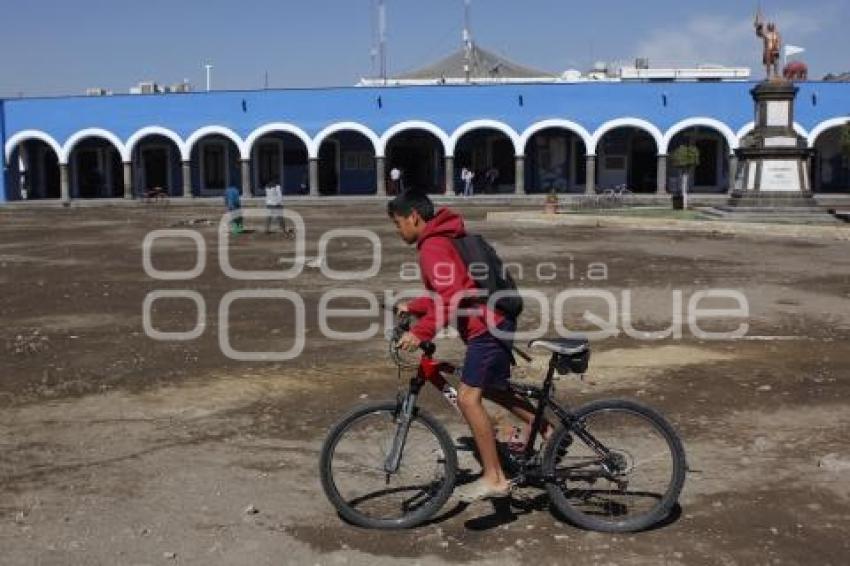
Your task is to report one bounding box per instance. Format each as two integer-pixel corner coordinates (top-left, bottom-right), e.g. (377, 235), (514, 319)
(378, 0), (387, 84)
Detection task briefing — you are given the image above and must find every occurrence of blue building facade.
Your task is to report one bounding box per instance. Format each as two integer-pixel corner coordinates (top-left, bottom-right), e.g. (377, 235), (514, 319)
(2, 81), (850, 203)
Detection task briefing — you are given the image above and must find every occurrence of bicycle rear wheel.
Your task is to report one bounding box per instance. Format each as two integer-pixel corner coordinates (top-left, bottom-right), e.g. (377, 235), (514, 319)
(543, 399), (686, 533)
(319, 401), (457, 529)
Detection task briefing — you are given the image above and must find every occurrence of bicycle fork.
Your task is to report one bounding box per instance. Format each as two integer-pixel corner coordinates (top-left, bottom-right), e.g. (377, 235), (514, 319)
(383, 358), (459, 475)
(383, 378), (424, 475)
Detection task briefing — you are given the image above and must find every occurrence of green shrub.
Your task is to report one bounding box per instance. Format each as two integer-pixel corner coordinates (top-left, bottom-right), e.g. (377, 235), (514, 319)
(670, 144), (701, 170)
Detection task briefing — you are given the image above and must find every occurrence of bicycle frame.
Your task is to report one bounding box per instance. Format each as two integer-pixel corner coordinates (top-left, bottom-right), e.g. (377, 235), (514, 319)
(384, 344), (614, 484)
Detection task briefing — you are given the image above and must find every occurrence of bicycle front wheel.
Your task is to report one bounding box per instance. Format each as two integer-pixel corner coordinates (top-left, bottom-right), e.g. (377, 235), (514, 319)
(543, 399), (686, 533)
(319, 401), (457, 529)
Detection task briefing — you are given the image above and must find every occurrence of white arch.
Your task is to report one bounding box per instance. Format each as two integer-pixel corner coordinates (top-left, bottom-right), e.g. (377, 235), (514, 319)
(309, 121), (381, 159)
(378, 120), (451, 157)
(60, 128), (127, 164)
(519, 119), (593, 154)
(807, 117), (850, 147)
(661, 117), (738, 154)
(590, 118), (664, 155)
(448, 119), (522, 157)
(124, 126), (186, 162)
(736, 121), (810, 145)
(4, 129), (63, 163)
(735, 122), (755, 141)
(184, 125), (245, 161)
(244, 123), (312, 158)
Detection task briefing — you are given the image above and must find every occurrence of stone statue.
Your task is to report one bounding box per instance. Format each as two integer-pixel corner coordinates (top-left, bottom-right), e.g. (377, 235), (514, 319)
(755, 10), (782, 80)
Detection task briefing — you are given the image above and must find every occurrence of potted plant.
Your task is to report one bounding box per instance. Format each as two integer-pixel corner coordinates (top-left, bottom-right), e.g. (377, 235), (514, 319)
(670, 144), (700, 210)
(544, 190), (559, 214)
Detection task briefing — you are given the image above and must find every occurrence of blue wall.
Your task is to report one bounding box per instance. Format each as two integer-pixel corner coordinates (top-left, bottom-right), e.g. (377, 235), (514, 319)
(4, 82), (849, 145)
(3, 81), (850, 201)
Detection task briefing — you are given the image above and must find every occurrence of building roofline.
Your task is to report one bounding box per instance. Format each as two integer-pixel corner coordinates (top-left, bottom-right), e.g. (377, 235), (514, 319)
(2, 79), (848, 104)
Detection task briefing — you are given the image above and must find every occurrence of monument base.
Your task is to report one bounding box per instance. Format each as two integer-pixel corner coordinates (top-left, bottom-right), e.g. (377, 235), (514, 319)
(733, 80), (812, 198)
(734, 149), (811, 194)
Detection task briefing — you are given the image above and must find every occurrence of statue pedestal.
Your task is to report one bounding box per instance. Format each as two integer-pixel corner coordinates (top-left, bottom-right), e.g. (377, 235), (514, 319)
(733, 80), (812, 197)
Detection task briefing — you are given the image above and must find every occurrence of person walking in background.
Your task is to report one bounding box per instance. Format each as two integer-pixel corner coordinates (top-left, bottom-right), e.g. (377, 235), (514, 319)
(224, 185), (243, 235)
(264, 179), (286, 234)
(19, 171), (29, 200)
(461, 167), (474, 198)
(389, 166), (402, 195)
(485, 166), (499, 194)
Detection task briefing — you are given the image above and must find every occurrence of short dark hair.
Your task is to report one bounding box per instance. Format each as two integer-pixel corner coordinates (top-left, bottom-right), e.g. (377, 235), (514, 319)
(387, 190), (435, 221)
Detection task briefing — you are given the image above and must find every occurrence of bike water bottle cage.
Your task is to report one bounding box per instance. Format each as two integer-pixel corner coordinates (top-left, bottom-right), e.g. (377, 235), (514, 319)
(529, 336), (590, 374)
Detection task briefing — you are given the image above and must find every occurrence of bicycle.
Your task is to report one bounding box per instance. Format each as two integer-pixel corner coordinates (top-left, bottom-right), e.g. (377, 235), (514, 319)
(596, 184), (633, 209)
(319, 311), (687, 532)
(612, 184), (634, 207)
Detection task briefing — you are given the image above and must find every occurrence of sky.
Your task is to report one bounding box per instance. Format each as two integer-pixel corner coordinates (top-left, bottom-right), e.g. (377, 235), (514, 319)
(1, 0), (848, 97)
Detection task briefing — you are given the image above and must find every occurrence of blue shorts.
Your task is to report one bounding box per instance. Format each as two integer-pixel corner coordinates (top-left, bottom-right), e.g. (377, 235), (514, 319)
(461, 320), (515, 390)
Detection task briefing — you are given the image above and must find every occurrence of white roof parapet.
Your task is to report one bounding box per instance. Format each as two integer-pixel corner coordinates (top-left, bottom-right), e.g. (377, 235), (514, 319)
(357, 76), (563, 87)
(357, 67), (753, 87)
(619, 67), (751, 81)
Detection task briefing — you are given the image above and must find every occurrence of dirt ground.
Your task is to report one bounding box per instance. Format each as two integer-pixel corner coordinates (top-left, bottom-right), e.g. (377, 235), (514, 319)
(1, 202), (848, 565)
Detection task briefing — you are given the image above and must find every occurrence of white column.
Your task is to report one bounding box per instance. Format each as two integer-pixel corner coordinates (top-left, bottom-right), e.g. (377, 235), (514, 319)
(123, 162), (133, 199)
(514, 155), (526, 195)
(444, 156), (454, 195)
(656, 154), (668, 194)
(240, 159), (251, 198)
(585, 155), (596, 194)
(181, 161), (192, 197)
(375, 156), (386, 196)
(728, 154), (739, 194)
(309, 158), (319, 196)
(60, 164), (70, 204)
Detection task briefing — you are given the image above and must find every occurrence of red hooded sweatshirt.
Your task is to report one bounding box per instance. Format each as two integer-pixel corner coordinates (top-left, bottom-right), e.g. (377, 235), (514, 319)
(407, 208), (504, 342)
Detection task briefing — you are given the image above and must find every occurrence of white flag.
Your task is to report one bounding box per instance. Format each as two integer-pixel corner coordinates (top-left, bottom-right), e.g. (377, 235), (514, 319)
(785, 45), (806, 58)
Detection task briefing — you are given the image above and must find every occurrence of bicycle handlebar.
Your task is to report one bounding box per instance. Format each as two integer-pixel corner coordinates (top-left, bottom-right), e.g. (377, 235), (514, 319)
(386, 307), (438, 366)
(395, 312), (435, 355)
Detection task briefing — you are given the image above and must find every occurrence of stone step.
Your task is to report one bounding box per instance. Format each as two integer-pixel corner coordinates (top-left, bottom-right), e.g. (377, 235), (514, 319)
(714, 206), (828, 214)
(727, 194), (818, 208)
(699, 206), (844, 224)
(726, 201), (820, 209)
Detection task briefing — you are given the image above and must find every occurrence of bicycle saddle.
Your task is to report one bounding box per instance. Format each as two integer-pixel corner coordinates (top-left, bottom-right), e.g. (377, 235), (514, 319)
(528, 336), (589, 355)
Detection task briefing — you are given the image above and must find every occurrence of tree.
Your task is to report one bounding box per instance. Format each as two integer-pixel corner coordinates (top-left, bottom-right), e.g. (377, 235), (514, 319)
(670, 144), (701, 209)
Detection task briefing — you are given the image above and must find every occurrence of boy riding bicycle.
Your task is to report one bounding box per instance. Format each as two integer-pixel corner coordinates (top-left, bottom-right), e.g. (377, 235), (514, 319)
(388, 191), (550, 503)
